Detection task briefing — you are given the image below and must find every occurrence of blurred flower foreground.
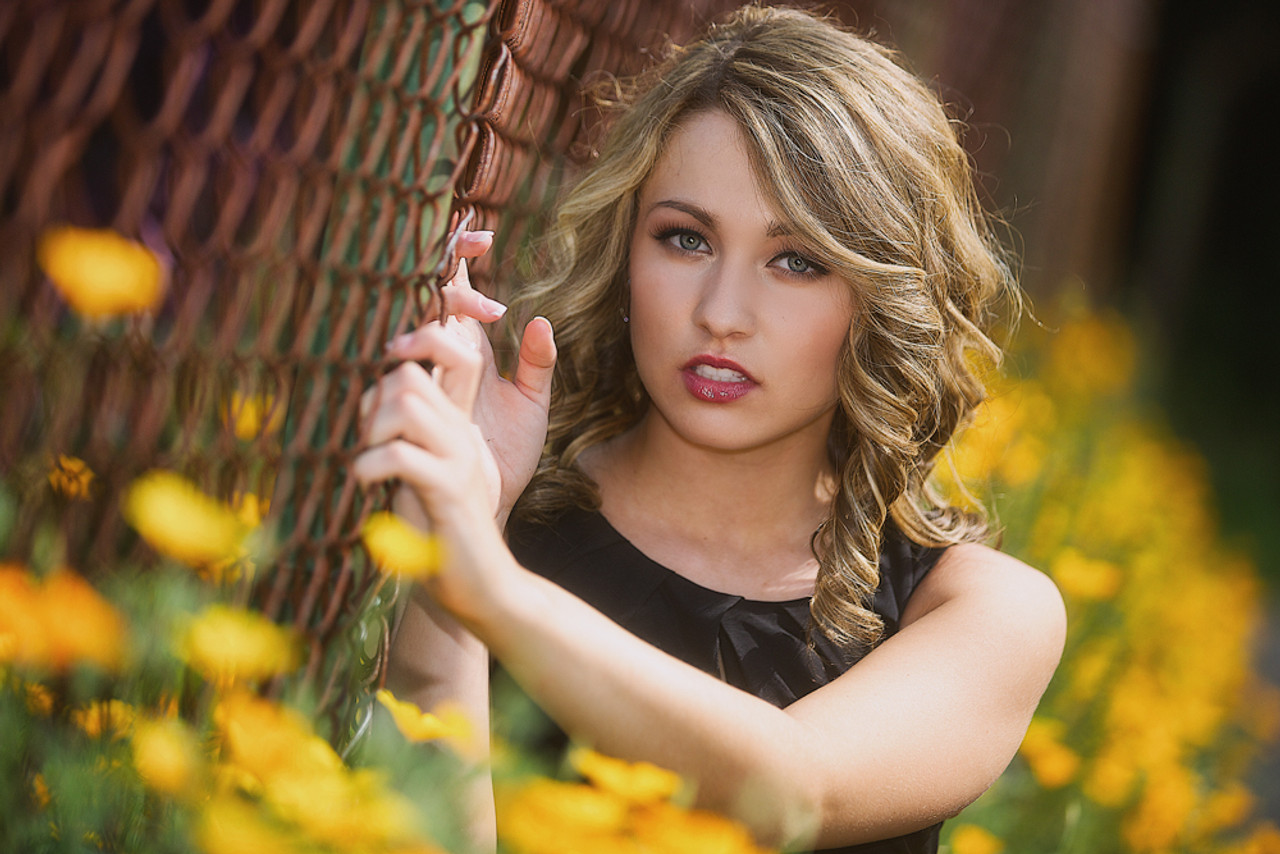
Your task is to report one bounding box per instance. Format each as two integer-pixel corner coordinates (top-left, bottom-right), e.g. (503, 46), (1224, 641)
(1, 228), (773, 854)
(3, 228), (1275, 853)
(940, 306), (1280, 854)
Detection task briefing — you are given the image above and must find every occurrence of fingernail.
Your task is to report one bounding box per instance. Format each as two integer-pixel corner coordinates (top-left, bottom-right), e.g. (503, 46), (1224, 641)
(481, 296), (508, 317)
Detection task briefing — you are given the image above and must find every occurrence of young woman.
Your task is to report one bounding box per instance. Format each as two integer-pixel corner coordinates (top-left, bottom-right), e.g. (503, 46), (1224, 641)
(355, 7), (1066, 852)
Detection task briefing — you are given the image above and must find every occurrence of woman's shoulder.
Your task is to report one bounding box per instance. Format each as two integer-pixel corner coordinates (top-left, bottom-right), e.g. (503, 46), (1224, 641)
(901, 541), (1066, 654)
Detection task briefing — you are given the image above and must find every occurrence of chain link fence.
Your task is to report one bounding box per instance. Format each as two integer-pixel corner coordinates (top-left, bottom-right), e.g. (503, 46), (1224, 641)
(0, 0), (740, 738)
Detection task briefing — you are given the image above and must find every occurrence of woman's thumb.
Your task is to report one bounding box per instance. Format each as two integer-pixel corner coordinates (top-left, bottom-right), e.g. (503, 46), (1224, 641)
(514, 316), (557, 402)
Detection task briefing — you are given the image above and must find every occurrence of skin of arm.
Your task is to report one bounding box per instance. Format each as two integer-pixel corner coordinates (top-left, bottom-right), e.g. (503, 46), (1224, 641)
(386, 585), (496, 853)
(445, 523), (1065, 849)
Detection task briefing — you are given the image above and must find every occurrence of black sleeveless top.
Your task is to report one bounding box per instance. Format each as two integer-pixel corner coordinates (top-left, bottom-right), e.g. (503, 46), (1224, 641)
(506, 505), (947, 854)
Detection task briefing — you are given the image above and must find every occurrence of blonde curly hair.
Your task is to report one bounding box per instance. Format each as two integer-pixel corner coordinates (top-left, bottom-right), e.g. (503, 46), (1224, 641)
(509, 4), (1018, 650)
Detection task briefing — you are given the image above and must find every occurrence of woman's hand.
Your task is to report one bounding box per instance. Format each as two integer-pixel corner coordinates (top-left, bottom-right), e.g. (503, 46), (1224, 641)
(356, 318), (517, 621)
(386, 230), (556, 525)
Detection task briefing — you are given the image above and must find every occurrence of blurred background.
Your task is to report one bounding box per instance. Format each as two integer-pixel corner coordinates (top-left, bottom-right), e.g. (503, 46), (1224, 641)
(854, 0), (1280, 595)
(845, 0), (1280, 824)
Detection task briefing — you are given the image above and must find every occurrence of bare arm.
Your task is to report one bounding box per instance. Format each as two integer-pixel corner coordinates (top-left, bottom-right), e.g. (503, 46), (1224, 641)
(386, 585), (495, 852)
(442, 530), (1064, 847)
(355, 302), (1065, 848)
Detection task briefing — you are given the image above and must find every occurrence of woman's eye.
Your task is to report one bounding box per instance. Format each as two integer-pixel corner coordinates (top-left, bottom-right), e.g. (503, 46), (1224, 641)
(677, 232), (703, 252)
(778, 253), (820, 275)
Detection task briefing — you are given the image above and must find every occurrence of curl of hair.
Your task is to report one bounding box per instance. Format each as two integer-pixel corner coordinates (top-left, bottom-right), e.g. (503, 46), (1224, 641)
(509, 5), (1019, 651)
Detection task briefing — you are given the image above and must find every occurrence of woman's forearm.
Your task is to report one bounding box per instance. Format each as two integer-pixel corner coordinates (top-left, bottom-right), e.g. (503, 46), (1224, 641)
(459, 551), (824, 847)
(387, 591), (496, 853)
(445, 535), (1061, 850)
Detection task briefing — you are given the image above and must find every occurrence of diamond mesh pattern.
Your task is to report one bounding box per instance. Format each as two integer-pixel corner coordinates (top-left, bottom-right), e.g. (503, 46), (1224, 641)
(0, 0), (736, 736)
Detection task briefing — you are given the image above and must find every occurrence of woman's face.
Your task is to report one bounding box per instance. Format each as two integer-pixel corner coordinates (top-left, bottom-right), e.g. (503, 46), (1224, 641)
(627, 109), (856, 458)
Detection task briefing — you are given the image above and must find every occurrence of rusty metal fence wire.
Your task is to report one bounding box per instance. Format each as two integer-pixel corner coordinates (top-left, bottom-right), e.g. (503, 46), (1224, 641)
(0, 0), (738, 740)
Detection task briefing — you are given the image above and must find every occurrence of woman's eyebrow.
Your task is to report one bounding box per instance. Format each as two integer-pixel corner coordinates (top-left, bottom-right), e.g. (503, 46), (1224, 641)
(651, 199), (794, 240)
(651, 199), (716, 229)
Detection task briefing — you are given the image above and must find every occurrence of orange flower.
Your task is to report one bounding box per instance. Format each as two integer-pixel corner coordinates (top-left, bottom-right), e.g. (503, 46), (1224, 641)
(31, 773), (51, 810)
(0, 565), (127, 673)
(47, 454), (94, 499)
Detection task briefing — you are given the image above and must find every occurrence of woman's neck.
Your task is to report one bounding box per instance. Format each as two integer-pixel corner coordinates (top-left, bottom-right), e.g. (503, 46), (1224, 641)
(581, 410), (837, 598)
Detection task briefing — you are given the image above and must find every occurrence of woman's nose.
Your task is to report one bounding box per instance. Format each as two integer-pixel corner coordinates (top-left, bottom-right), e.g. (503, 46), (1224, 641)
(692, 262), (756, 340)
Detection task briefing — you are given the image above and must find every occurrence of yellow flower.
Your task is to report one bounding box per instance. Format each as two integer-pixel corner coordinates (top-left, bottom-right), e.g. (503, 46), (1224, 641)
(1121, 762), (1198, 852)
(362, 512), (441, 579)
(36, 225), (165, 318)
(47, 454), (94, 499)
(497, 778), (630, 854)
(196, 794), (305, 854)
(232, 492), (267, 528)
(0, 566), (127, 673)
(72, 699), (136, 739)
(999, 434), (1047, 486)
(223, 390), (285, 441)
(202, 492), (268, 585)
(124, 471), (249, 567)
(1050, 548), (1123, 600)
(948, 824), (1005, 854)
(211, 690), (426, 849)
(1045, 313), (1136, 400)
(1019, 718), (1081, 789)
(266, 765), (421, 849)
(132, 717), (201, 796)
(376, 689), (476, 753)
(178, 605), (299, 686)
(631, 801), (772, 854)
(213, 690), (340, 784)
(570, 747), (683, 806)
(1198, 782), (1255, 835)
(1083, 741), (1138, 807)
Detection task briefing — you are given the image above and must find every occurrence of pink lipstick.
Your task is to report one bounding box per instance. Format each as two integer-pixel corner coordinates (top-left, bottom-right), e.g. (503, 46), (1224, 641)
(680, 355), (757, 402)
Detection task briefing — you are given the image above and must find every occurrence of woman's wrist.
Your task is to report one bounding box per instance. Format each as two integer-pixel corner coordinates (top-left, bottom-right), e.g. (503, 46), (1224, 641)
(428, 521), (530, 635)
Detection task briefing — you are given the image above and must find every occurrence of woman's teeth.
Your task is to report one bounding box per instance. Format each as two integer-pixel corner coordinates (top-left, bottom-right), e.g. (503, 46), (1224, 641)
(693, 364), (746, 382)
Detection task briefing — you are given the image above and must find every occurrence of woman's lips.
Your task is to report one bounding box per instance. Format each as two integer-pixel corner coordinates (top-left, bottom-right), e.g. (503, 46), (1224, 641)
(680, 356), (757, 401)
